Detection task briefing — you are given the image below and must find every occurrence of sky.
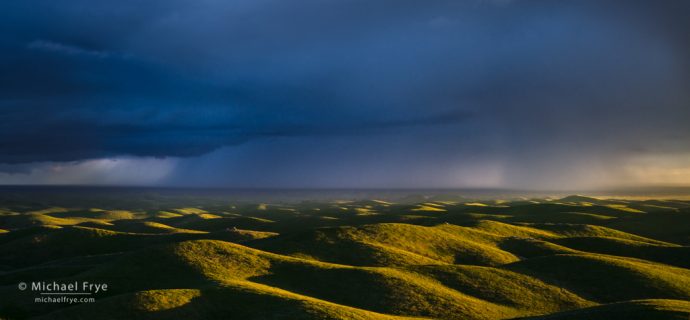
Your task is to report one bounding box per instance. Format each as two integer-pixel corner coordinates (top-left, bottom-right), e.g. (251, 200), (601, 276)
(0, 0), (689, 189)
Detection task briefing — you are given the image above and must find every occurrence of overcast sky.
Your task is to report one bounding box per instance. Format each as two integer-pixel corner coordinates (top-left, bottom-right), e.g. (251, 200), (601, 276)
(1, 0), (689, 189)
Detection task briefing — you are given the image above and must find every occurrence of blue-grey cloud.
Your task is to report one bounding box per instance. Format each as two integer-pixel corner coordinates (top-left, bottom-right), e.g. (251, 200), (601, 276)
(0, 0), (689, 188)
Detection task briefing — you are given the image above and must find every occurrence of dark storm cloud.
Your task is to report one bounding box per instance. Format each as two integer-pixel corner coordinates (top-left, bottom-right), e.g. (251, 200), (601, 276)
(1, 0), (689, 188)
(0, 0), (483, 163)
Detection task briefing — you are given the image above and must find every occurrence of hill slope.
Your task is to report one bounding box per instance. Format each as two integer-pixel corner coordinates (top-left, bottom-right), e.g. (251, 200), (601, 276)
(1, 196), (689, 319)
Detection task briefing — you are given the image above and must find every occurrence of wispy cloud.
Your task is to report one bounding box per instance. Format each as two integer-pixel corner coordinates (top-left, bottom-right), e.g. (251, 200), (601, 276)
(0, 158), (177, 185)
(27, 39), (112, 58)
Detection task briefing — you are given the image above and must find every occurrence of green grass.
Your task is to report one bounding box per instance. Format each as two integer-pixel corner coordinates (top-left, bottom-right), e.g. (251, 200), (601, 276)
(252, 223), (518, 267)
(36, 286), (423, 320)
(506, 253), (690, 302)
(409, 264), (593, 314)
(1, 195), (689, 319)
(515, 299), (690, 320)
(22, 239), (515, 320)
(552, 236), (690, 268)
(523, 223), (673, 245)
(169, 240), (516, 319)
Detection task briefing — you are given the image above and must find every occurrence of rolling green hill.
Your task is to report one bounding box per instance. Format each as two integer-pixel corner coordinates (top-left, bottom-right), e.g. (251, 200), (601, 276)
(0, 195), (689, 319)
(515, 299), (690, 320)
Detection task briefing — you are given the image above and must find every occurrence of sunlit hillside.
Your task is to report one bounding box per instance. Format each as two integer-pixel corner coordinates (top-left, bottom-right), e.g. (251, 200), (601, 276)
(1, 193), (689, 319)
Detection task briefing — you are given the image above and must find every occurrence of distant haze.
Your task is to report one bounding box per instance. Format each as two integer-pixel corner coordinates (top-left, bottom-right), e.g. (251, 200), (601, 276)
(1, 0), (689, 189)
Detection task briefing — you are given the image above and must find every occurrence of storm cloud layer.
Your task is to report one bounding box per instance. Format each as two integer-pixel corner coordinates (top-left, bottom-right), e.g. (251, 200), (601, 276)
(1, 0), (689, 188)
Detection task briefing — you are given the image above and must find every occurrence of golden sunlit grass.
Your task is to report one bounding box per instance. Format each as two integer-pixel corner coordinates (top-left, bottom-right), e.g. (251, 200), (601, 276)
(604, 204), (645, 213)
(518, 299), (690, 320)
(524, 223), (674, 245)
(465, 202), (489, 207)
(1, 197), (689, 319)
(506, 253), (690, 302)
(155, 211), (184, 218)
(39, 285), (423, 320)
(411, 205), (446, 212)
(173, 208), (208, 215)
(253, 223), (518, 267)
(411, 264), (593, 314)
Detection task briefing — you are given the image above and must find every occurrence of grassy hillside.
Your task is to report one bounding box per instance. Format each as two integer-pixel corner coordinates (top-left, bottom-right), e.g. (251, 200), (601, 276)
(251, 223), (518, 267)
(515, 299), (690, 320)
(0, 194), (689, 319)
(506, 254), (690, 302)
(36, 286), (424, 320)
